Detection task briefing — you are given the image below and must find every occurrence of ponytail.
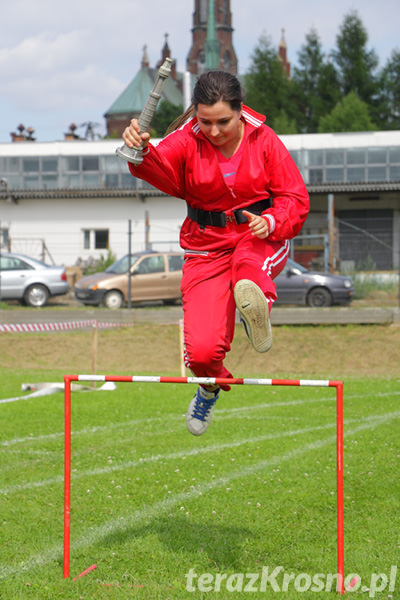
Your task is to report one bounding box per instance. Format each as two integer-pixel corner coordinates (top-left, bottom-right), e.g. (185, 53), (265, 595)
(164, 105), (195, 136)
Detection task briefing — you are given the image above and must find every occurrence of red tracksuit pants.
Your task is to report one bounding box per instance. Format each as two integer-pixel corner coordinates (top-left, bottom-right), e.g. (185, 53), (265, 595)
(181, 233), (289, 390)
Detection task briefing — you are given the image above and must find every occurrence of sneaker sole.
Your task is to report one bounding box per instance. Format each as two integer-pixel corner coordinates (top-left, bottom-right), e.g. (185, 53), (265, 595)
(234, 279), (272, 353)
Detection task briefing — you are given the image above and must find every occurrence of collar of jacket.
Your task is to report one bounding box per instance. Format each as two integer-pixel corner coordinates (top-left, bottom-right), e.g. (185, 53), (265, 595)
(189, 104), (266, 137)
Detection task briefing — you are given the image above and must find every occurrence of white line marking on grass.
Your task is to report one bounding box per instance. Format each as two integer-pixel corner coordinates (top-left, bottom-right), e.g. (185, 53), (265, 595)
(0, 393), (356, 448)
(0, 411), (398, 581)
(0, 422), (336, 494)
(0, 415), (177, 447)
(0, 397), (334, 447)
(0, 389), (60, 405)
(1, 411), (399, 496)
(2, 389), (399, 449)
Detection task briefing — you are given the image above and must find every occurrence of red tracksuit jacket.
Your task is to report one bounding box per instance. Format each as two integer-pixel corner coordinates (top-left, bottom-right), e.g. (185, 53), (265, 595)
(128, 105), (309, 251)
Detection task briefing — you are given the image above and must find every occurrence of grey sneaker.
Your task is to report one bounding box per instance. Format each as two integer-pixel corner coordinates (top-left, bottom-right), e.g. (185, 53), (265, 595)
(186, 386), (220, 436)
(234, 279), (272, 353)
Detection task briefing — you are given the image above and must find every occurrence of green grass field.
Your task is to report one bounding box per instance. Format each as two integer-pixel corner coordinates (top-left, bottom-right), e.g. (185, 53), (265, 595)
(0, 366), (399, 599)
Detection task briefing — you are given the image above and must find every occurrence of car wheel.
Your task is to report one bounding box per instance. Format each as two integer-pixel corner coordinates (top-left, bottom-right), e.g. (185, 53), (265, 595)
(104, 290), (124, 310)
(306, 287), (332, 307)
(24, 284), (49, 307)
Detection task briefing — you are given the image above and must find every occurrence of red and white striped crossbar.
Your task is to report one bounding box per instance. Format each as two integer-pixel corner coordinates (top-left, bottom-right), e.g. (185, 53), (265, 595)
(63, 375), (344, 594)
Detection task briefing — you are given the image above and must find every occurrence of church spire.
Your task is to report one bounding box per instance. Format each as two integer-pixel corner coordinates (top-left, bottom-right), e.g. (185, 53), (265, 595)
(278, 28), (291, 77)
(141, 44), (150, 69)
(205, 0), (220, 70)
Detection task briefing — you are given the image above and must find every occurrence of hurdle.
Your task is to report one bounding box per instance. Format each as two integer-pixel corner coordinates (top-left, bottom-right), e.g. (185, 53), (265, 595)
(63, 375), (344, 594)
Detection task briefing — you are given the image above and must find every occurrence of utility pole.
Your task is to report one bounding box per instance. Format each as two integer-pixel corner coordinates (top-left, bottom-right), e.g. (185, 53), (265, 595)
(127, 219), (132, 309)
(328, 194), (336, 273)
(145, 210), (150, 251)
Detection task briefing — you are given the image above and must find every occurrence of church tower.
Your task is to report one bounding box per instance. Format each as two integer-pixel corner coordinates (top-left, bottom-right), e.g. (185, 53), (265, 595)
(186, 0), (238, 75)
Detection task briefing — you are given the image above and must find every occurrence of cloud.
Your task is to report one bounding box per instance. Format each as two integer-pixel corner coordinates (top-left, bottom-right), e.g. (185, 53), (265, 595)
(0, 0), (399, 142)
(0, 30), (123, 114)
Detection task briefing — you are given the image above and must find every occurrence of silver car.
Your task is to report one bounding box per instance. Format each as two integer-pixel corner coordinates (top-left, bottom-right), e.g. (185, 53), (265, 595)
(0, 252), (69, 307)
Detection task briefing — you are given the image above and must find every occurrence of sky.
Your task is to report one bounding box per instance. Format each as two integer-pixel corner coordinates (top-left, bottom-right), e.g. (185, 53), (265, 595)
(0, 0), (399, 143)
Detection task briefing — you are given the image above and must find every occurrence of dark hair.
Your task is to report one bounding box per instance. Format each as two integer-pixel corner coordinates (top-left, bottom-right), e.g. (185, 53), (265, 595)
(192, 71), (243, 111)
(165, 70), (243, 135)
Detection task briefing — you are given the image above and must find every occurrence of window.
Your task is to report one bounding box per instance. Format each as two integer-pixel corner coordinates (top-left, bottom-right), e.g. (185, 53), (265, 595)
(83, 230), (91, 250)
(168, 254), (184, 272)
(42, 157), (58, 172)
(0, 226), (9, 249)
(367, 148), (386, 164)
(101, 155), (121, 173)
(105, 174), (119, 188)
(0, 256), (32, 271)
(63, 156), (79, 171)
(325, 168), (344, 182)
(390, 165), (400, 180)
(23, 158), (39, 172)
(82, 157), (99, 171)
(223, 51), (231, 71)
(367, 166), (387, 181)
(121, 173), (137, 188)
(389, 147), (400, 163)
(289, 150), (301, 166)
(42, 175), (59, 189)
(200, 0), (208, 22)
(95, 230), (108, 249)
(347, 167), (365, 182)
(308, 169), (323, 184)
(347, 149), (365, 165)
(135, 256), (164, 275)
(326, 149), (344, 165)
(305, 150), (323, 167)
(82, 229), (109, 250)
(82, 173), (100, 187)
(63, 174), (81, 188)
(23, 175), (40, 189)
(7, 157), (20, 172)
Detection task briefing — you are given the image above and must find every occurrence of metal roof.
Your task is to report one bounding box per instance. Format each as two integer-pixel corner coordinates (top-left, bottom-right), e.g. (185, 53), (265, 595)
(104, 67), (183, 117)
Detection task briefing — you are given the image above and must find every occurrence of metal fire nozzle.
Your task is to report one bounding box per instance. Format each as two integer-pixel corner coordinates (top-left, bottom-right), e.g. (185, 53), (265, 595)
(116, 57), (173, 165)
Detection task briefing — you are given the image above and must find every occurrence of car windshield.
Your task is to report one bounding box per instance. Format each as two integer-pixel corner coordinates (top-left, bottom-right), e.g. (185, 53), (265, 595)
(286, 258), (308, 273)
(106, 255), (140, 274)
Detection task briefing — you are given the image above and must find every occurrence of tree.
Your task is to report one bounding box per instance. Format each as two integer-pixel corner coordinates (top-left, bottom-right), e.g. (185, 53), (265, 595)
(244, 34), (296, 129)
(318, 91), (376, 132)
(273, 109), (298, 135)
(292, 28), (341, 132)
(375, 50), (400, 129)
(151, 100), (183, 137)
(331, 10), (379, 104)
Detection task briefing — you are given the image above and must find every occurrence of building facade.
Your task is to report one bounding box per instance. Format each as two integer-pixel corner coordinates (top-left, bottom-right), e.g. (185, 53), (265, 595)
(1, 132), (399, 273)
(2, 0), (399, 276)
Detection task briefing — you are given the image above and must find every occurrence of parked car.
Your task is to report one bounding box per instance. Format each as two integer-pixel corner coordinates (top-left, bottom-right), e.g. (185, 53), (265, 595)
(74, 251), (184, 309)
(275, 258), (354, 307)
(74, 252), (353, 310)
(0, 252), (69, 307)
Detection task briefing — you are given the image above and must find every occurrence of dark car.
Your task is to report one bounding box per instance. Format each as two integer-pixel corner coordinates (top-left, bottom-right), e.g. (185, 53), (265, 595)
(275, 258), (354, 307)
(0, 252), (69, 307)
(74, 251), (184, 309)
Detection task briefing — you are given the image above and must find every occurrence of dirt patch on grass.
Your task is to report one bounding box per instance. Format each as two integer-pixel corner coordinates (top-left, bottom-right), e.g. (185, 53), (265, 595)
(1, 323), (400, 379)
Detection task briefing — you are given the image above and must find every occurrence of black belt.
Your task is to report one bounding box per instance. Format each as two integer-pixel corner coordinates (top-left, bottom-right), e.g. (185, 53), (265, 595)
(187, 198), (272, 228)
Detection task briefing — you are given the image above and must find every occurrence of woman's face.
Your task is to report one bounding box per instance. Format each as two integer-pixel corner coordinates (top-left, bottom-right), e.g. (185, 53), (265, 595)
(196, 101), (242, 151)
